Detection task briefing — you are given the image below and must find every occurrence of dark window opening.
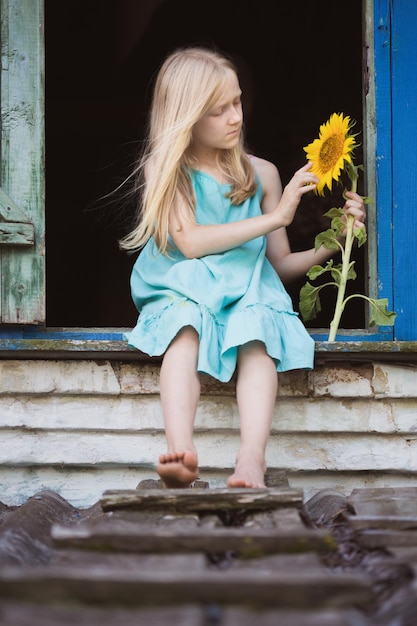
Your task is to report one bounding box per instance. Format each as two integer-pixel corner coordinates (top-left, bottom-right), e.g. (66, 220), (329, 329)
(45, 0), (364, 329)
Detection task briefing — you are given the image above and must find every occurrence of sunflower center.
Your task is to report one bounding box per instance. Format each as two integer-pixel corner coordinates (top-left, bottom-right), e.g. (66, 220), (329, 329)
(319, 135), (345, 171)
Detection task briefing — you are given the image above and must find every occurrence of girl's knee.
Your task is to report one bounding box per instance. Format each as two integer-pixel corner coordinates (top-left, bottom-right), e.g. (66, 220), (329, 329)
(178, 326), (199, 342)
(238, 340), (267, 359)
(168, 326), (200, 352)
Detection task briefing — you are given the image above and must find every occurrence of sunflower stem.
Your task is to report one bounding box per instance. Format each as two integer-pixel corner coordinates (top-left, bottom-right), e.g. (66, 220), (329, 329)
(328, 177), (357, 341)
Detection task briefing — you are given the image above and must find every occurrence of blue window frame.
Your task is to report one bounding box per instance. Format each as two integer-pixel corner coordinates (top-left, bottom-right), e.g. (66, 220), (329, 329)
(382, 0), (417, 341)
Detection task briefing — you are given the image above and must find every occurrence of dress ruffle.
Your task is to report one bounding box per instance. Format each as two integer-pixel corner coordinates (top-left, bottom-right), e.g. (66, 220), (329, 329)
(126, 299), (314, 383)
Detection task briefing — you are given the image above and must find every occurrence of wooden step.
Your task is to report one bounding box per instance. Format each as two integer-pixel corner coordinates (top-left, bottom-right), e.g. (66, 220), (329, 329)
(100, 486), (304, 513)
(0, 600), (366, 626)
(0, 485), (380, 623)
(347, 487), (417, 548)
(51, 521), (336, 556)
(0, 564), (372, 609)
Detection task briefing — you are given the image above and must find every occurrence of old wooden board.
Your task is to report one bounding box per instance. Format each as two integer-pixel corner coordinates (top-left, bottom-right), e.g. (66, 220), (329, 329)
(353, 528), (417, 549)
(0, 600), (365, 626)
(0, 600), (366, 626)
(0, 565), (372, 609)
(385, 546), (417, 577)
(100, 487), (304, 513)
(347, 488), (417, 551)
(387, 546), (417, 562)
(51, 523), (337, 556)
(49, 551), (208, 573)
(251, 507), (305, 529)
(347, 487), (417, 516)
(106, 507), (307, 531)
(347, 515), (417, 531)
(228, 552), (327, 571)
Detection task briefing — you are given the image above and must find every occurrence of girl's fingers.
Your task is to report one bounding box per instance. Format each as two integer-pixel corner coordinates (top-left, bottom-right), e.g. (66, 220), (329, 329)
(343, 195), (366, 222)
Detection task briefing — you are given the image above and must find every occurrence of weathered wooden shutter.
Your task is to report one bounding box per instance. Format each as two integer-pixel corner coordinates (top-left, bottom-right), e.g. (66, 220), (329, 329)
(0, 0), (45, 324)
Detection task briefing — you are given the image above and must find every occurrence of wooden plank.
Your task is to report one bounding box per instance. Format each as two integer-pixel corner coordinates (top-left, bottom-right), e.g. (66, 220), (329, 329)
(50, 550), (208, 573)
(105, 509), (203, 527)
(221, 607), (365, 626)
(348, 488), (417, 549)
(0, 566), (372, 608)
(387, 547), (417, 562)
(51, 524), (337, 557)
(249, 507), (305, 530)
(348, 488), (417, 516)
(0, 0), (45, 323)
(0, 222), (34, 245)
(0, 186), (33, 223)
(349, 487), (417, 500)
(0, 600), (364, 626)
(229, 552), (325, 571)
(0, 601), (206, 626)
(100, 487), (304, 513)
(355, 529), (417, 549)
(348, 515), (417, 531)
(387, 546), (417, 576)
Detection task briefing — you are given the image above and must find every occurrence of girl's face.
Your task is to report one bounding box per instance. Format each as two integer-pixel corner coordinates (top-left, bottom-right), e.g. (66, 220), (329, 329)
(191, 69), (243, 152)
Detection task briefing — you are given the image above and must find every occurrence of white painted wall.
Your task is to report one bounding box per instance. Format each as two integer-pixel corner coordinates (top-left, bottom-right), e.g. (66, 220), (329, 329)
(1, 359), (416, 508)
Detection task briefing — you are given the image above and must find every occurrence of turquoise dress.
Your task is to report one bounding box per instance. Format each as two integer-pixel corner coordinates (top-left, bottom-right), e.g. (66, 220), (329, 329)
(127, 169), (315, 382)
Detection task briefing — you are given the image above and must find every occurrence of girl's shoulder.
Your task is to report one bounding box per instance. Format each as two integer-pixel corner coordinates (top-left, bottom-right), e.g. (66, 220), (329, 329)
(247, 155), (281, 189)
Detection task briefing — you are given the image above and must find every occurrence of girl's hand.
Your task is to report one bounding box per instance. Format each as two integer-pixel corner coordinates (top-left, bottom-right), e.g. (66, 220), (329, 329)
(341, 191), (366, 232)
(276, 162), (318, 227)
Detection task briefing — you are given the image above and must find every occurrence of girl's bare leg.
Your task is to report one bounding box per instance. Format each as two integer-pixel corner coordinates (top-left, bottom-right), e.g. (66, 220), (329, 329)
(157, 327), (201, 488)
(227, 341), (277, 488)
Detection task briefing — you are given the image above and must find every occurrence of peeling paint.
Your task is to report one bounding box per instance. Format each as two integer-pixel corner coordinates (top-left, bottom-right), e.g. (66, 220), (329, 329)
(373, 365), (389, 396)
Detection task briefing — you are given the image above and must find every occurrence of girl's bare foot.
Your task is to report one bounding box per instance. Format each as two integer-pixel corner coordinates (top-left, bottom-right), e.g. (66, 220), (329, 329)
(157, 450), (199, 488)
(227, 453), (267, 489)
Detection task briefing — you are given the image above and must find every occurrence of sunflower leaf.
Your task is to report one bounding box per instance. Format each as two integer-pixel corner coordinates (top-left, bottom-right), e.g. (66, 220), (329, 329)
(324, 208), (345, 235)
(306, 260), (334, 280)
(331, 217), (346, 236)
(298, 282), (322, 322)
(354, 227), (367, 247)
(314, 229), (340, 251)
(324, 207), (344, 219)
(368, 298), (397, 327)
(329, 263), (342, 284)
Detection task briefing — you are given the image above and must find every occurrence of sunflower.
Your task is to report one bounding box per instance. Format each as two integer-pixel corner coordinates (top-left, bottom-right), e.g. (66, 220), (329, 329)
(303, 113), (356, 196)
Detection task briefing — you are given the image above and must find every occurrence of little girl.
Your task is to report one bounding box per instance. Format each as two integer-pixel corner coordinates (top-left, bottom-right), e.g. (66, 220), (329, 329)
(120, 46), (365, 489)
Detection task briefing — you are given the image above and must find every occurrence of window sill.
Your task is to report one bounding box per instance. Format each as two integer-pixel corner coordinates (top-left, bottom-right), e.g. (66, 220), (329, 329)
(0, 328), (416, 363)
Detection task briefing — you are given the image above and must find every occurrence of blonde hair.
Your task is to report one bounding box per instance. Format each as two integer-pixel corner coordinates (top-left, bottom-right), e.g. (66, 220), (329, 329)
(119, 46), (257, 254)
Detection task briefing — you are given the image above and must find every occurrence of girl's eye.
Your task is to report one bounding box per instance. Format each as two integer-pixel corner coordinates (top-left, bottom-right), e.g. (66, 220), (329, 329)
(209, 99), (241, 116)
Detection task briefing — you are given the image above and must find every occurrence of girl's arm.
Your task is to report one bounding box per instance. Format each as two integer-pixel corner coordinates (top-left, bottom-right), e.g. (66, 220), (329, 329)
(168, 162), (318, 259)
(254, 156), (366, 285)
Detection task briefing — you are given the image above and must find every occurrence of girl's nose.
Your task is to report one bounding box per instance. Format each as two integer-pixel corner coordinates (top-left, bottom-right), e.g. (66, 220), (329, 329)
(230, 107), (242, 124)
